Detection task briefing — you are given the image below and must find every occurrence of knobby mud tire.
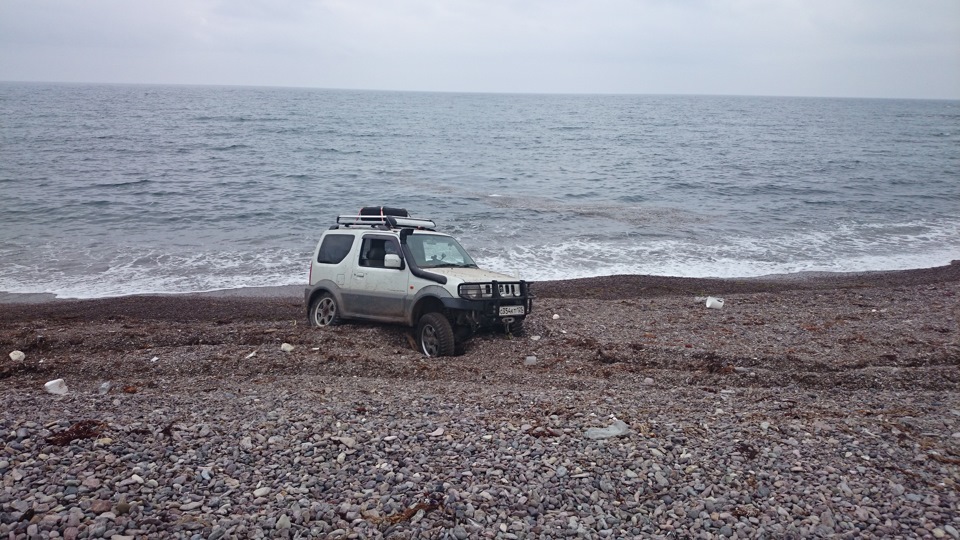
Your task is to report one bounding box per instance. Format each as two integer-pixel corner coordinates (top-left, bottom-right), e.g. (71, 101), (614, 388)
(417, 312), (456, 357)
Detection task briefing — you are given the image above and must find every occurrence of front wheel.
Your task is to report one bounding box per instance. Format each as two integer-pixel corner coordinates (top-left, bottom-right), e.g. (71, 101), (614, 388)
(417, 312), (456, 357)
(505, 318), (525, 336)
(309, 293), (340, 327)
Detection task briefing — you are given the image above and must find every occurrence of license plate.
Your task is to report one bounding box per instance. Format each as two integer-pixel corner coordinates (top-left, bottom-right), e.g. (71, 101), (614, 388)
(499, 305), (526, 316)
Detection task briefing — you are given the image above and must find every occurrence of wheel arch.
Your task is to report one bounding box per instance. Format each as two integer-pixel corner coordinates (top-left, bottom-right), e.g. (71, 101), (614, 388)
(411, 295), (447, 326)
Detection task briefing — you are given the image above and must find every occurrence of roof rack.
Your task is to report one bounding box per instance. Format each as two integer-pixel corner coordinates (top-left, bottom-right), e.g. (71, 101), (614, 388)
(336, 214), (437, 231)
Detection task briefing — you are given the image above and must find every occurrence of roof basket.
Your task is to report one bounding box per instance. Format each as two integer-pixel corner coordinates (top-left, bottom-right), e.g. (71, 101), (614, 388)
(336, 207), (436, 230)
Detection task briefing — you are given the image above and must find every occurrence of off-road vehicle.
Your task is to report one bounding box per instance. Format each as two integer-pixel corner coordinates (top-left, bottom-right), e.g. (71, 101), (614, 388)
(305, 207), (533, 356)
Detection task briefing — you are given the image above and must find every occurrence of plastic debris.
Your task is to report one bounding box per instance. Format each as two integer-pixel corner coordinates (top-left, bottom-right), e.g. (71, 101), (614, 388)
(98, 382), (113, 395)
(552, 314), (560, 320)
(705, 297), (724, 309)
(524, 355), (538, 366)
(9, 350), (25, 362)
(44, 379), (68, 395)
(280, 343), (295, 352)
(584, 419), (629, 440)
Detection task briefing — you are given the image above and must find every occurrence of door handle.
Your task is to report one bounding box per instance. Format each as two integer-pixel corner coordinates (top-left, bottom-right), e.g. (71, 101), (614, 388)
(354, 272), (365, 278)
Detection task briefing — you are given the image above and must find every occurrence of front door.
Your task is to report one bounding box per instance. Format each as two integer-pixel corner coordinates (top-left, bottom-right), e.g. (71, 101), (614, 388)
(349, 234), (407, 320)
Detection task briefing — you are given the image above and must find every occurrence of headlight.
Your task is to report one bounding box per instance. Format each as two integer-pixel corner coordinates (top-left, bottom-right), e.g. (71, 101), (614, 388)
(459, 284), (483, 299)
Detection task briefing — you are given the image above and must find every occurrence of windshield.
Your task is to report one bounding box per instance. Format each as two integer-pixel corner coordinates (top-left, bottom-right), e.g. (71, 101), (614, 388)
(406, 234), (478, 268)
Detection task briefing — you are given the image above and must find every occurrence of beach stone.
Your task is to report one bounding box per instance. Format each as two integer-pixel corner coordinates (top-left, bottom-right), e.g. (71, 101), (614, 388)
(44, 378), (68, 395)
(584, 420), (629, 440)
(281, 343), (294, 352)
(9, 350), (25, 362)
(253, 487), (271, 498)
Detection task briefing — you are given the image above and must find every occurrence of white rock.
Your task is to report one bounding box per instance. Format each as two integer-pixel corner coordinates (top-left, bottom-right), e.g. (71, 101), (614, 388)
(276, 515), (291, 529)
(44, 379), (68, 395)
(642, 377), (654, 385)
(9, 350), (25, 362)
(253, 487), (271, 497)
(584, 420), (629, 440)
(280, 343), (295, 352)
(552, 314), (560, 320)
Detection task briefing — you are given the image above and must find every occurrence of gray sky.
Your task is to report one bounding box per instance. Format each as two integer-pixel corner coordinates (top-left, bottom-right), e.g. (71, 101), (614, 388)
(1, 0), (958, 99)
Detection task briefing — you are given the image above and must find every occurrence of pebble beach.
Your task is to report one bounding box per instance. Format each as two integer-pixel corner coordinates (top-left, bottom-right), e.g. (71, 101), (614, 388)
(1, 265), (959, 539)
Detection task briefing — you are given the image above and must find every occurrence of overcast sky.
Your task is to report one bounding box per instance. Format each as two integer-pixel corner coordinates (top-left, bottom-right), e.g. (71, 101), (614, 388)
(1, 0), (958, 99)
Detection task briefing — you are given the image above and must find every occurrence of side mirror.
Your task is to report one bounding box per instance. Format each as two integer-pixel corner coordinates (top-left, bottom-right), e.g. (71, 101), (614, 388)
(384, 254), (402, 269)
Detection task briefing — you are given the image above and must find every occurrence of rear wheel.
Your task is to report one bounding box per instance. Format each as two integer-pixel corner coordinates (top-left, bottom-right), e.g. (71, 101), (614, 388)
(417, 312), (455, 357)
(309, 293), (340, 327)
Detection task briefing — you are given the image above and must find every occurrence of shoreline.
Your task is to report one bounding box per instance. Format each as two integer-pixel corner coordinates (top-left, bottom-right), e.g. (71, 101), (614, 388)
(1, 261), (957, 306)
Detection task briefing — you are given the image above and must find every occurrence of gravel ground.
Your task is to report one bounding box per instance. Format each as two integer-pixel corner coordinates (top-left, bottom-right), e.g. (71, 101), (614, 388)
(1, 265), (959, 539)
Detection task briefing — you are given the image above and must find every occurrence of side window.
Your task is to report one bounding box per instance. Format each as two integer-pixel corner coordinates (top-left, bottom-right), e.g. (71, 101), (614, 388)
(317, 234), (354, 264)
(360, 237), (401, 268)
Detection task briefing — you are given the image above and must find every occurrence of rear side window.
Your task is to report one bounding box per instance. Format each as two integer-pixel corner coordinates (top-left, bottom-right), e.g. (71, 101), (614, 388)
(317, 234), (354, 264)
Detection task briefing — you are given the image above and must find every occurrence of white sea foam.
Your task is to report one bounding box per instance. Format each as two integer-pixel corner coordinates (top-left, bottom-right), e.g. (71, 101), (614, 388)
(2, 216), (958, 298)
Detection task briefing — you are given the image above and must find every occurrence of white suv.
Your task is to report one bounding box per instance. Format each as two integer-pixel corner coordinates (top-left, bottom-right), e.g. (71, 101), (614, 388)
(305, 207), (532, 356)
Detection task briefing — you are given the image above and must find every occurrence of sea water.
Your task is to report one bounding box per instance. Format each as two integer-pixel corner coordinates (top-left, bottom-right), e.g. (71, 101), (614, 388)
(1, 83), (958, 298)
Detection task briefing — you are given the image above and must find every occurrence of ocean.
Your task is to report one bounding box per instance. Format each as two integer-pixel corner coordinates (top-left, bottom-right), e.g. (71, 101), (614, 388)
(1, 82), (958, 299)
